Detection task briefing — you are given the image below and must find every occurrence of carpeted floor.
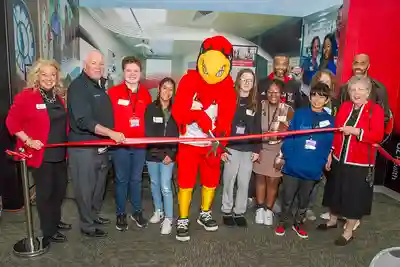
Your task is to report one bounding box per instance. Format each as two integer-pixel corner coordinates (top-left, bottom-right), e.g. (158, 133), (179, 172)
(0, 179), (400, 267)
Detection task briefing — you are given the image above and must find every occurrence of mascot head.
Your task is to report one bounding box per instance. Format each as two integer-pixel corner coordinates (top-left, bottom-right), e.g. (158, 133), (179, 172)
(197, 35), (233, 85)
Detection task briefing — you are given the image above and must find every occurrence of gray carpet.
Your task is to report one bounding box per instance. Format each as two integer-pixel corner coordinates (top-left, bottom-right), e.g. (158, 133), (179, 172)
(0, 181), (400, 267)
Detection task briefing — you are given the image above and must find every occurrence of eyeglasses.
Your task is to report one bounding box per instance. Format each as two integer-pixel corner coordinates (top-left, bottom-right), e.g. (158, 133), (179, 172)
(240, 79), (254, 84)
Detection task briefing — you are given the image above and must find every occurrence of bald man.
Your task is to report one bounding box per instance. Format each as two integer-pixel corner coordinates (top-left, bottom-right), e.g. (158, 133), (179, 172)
(339, 54), (390, 128)
(67, 50), (125, 237)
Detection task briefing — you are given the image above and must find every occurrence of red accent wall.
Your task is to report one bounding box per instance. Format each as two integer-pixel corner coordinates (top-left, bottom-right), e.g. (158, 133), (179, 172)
(337, 0), (400, 134)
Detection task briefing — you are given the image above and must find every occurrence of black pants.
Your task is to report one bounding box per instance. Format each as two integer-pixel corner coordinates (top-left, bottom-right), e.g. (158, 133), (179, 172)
(31, 161), (68, 238)
(279, 174), (316, 226)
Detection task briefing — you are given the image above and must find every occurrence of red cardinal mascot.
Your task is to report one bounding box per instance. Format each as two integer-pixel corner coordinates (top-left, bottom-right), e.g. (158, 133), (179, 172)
(172, 36), (237, 242)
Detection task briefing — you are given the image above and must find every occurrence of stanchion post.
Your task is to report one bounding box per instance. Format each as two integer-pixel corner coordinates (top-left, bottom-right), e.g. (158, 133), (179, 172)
(12, 149), (49, 257)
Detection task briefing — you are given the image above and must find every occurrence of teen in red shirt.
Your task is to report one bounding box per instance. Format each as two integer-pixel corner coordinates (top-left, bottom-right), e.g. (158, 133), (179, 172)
(107, 56), (152, 231)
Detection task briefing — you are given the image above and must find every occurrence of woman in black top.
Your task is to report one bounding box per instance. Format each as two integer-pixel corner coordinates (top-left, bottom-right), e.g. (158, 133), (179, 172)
(144, 77), (178, 235)
(6, 59), (70, 248)
(221, 69), (262, 227)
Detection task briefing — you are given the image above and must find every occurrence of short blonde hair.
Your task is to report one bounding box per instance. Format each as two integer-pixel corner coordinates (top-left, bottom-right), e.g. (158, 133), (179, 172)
(26, 59), (63, 95)
(348, 76), (372, 92)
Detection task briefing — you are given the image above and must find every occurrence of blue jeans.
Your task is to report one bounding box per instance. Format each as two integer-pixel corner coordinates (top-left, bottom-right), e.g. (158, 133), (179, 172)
(112, 148), (146, 215)
(146, 161), (174, 219)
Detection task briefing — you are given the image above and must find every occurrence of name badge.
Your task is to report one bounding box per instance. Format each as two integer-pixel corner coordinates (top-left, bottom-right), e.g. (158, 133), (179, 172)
(129, 117), (140, 127)
(305, 139), (317, 150)
(36, 104), (46, 109)
(323, 107), (332, 115)
(246, 109), (255, 116)
(319, 120), (331, 128)
(153, 117), (163, 124)
(236, 126), (245, 135)
(118, 99), (129, 106)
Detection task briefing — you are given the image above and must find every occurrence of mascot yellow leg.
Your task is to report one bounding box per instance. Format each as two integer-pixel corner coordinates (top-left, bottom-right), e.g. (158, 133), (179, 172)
(201, 186), (215, 212)
(178, 188), (193, 219)
(197, 185), (218, 232)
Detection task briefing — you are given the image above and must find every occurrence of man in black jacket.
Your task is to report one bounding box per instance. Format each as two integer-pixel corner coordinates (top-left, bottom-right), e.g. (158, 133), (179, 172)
(258, 55), (302, 110)
(339, 54), (390, 128)
(68, 50), (125, 237)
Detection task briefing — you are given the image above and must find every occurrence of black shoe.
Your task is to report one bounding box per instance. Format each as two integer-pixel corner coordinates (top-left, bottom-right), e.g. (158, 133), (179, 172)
(176, 218), (190, 242)
(57, 221), (72, 231)
(48, 231), (67, 243)
(233, 214), (247, 227)
(197, 210), (218, 231)
(130, 212), (148, 228)
(116, 214), (128, 231)
(81, 228), (108, 238)
(222, 213), (235, 227)
(334, 235), (354, 246)
(94, 217), (111, 225)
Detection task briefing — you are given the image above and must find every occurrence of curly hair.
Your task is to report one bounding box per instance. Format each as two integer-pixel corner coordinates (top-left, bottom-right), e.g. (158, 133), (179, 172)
(26, 59), (64, 95)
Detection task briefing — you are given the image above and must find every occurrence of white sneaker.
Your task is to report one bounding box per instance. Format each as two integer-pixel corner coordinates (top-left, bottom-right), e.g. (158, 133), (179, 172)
(160, 218), (172, 235)
(305, 210), (317, 221)
(255, 208), (264, 224)
(320, 212), (330, 220)
(149, 210), (164, 224)
(264, 209), (273, 226)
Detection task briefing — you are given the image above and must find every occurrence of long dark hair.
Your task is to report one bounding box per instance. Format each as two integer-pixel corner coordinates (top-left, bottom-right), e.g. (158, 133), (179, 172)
(320, 34), (334, 69)
(155, 77), (176, 110)
(234, 68), (258, 112)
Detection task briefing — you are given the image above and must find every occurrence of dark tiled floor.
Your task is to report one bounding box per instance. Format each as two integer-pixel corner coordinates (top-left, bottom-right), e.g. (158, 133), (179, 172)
(1, 181), (400, 267)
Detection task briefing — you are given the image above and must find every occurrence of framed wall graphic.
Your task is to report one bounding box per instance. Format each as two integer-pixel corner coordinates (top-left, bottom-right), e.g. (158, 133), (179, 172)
(231, 45), (258, 80)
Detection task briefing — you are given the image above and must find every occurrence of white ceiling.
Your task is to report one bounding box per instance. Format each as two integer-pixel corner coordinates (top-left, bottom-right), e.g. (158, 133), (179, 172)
(85, 8), (289, 58)
(79, 0), (343, 17)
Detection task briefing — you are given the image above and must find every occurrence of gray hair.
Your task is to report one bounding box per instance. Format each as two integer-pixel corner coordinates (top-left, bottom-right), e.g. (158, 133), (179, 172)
(348, 76), (372, 92)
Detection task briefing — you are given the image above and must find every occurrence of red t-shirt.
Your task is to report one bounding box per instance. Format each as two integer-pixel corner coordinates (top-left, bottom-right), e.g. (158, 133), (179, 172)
(107, 83), (152, 141)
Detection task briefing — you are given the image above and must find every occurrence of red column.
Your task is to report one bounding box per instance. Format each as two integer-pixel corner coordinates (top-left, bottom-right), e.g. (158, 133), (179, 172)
(337, 0), (400, 134)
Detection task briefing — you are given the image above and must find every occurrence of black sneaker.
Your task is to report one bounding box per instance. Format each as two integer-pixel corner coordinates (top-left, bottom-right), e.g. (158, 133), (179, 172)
(197, 210), (218, 231)
(130, 212), (148, 228)
(222, 213), (235, 227)
(116, 214), (128, 231)
(233, 214), (247, 227)
(176, 218), (190, 242)
(94, 217), (111, 225)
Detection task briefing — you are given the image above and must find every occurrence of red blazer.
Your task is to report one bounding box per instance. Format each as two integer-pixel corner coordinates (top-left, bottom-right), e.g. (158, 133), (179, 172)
(107, 83), (152, 146)
(332, 101), (384, 167)
(6, 88), (68, 168)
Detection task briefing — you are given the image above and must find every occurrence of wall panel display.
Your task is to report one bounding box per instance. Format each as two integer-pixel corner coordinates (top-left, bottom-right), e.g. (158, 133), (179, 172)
(231, 45), (258, 80)
(9, 0), (80, 96)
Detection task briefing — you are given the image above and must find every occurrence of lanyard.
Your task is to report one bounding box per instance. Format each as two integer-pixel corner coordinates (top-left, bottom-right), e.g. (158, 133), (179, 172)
(127, 85), (139, 115)
(264, 101), (279, 131)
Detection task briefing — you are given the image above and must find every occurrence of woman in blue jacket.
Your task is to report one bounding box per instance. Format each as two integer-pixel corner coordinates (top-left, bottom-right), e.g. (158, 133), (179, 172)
(275, 82), (334, 239)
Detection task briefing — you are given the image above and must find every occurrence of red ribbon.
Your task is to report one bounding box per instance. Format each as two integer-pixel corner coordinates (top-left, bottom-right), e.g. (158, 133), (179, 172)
(6, 127), (400, 165)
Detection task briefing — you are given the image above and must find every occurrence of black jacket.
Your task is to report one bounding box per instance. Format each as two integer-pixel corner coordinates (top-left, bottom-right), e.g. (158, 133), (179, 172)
(339, 78), (390, 126)
(144, 101), (179, 162)
(67, 72), (114, 141)
(258, 77), (302, 110)
(227, 97), (262, 153)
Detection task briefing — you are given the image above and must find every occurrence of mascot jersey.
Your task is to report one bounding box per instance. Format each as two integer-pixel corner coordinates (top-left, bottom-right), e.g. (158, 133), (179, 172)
(171, 36), (237, 242)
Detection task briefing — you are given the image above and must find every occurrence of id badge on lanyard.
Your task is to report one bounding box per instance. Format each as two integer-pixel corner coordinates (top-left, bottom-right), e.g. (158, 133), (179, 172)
(236, 121), (246, 135)
(128, 89), (140, 128)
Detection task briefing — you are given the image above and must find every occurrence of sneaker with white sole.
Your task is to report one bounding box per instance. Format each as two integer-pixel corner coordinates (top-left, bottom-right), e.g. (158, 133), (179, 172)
(160, 218), (172, 235)
(264, 209), (273, 226)
(197, 210), (218, 231)
(255, 208), (264, 224)
(149, 210), (164, 224)
(305, 209), (317, 221)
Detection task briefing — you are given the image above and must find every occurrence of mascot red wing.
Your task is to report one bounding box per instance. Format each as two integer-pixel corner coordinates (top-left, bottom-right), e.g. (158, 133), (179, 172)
(172, 36), (237, 242)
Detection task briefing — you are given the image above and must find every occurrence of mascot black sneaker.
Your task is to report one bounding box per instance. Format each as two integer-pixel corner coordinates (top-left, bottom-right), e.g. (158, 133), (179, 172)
(176, 218), (190, 242)
(197, 210), (218, 231)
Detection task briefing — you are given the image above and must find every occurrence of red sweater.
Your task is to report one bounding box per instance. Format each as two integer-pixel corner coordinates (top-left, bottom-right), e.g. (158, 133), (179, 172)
(6, 88), (68, 168)
(107, 83), (152, 143)
(332, 101), (384, 166)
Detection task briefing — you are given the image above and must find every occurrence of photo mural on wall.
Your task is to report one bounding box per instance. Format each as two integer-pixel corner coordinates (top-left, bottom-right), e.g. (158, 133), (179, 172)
(10, 0), (80, 95)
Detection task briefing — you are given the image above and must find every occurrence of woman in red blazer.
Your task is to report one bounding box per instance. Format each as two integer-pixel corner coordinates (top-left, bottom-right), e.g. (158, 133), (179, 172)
(6, 59), (71, 247)
(317, 76), (384, 246)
